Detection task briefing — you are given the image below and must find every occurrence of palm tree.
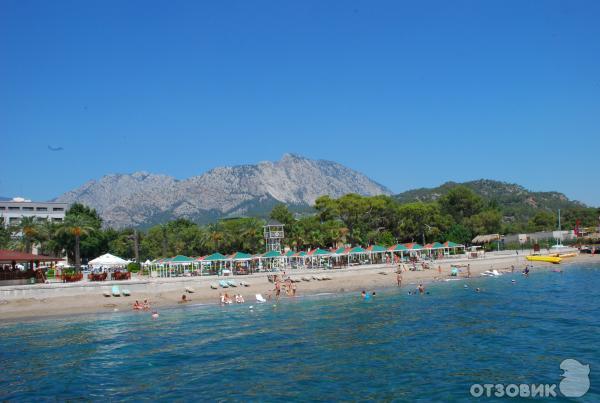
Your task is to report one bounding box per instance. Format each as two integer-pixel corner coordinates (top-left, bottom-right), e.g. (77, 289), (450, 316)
(36, 219), (60, 256)
(15, 216), (40, 253)
(56, 214), (95, 270)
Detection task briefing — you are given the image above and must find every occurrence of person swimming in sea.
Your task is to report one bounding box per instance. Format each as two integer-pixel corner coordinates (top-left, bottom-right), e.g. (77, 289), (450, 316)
(418, 284), (425, 294)
(523, 266), (530, 277)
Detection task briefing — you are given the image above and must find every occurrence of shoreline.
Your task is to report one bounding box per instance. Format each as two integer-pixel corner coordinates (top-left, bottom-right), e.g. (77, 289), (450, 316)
(1, 254), (598, 322)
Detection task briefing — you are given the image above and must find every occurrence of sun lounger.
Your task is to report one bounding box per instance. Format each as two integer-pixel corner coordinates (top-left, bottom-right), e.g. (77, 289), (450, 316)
(122, 289), (131, 296)
(255, 294), (267, 303)
(219, 280), (229, 288)
(111, 286), (121, 297)
(302, 276), (311, 282)
(103, 291), (111, 297)
(240, 281), (249, 287)
(185, 287), (195, 293)
(227, 280), (237, 287)
(210, 283), (218, 289)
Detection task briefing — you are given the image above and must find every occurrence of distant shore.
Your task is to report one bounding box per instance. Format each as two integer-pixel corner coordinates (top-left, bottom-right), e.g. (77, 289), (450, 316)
(1, 253), (598, 321)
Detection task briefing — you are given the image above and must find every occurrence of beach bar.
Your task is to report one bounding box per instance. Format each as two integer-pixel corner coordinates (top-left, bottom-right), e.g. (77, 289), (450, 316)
(0, 250), (61, 285)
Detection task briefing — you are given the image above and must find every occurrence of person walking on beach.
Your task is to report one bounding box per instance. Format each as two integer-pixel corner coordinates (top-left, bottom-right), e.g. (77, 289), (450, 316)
(438, 265), (442, 276)
(397, 271), (402, 287)
(467, 264), (471, 278)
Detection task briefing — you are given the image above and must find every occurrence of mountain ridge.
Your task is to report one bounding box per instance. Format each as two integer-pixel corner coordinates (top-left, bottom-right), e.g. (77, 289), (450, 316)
(394, 179), (589, 224)
(53, 154), (392, 228)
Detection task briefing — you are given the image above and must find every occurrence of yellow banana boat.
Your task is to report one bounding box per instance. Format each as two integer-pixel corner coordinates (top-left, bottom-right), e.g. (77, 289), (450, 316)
(526, 255), (562, 264)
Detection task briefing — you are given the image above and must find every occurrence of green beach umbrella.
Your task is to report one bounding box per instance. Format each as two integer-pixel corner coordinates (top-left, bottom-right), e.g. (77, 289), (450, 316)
(443, 241), (462, 248)
(262, 250), (282, 258)
(230, 252), (252, 260)
(349, 246), (366, 254)
(169, 255), (194, 263)
(334, 246), (350, 254)
(284, 250), (296, 257)
(404, 243), (423, 250)
(388, 244), (408, 252)
(309, 248), (330, 256)
(204, 252), (228, 261)
(367, 245), (387, 252)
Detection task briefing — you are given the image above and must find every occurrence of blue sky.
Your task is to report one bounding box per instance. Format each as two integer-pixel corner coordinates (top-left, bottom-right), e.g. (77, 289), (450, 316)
(1, 0), (599, 205)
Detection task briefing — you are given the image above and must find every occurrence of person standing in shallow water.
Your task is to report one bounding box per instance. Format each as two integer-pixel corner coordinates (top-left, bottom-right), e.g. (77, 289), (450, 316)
(397, 271), (402, 287)
(467, 264), (471, 278)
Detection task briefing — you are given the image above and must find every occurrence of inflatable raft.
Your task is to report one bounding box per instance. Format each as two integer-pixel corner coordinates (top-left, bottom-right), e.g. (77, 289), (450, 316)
(526, 255), (562, 264)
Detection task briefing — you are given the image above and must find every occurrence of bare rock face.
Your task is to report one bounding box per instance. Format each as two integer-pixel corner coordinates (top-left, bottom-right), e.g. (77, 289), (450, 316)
(54, 154), (391, 228)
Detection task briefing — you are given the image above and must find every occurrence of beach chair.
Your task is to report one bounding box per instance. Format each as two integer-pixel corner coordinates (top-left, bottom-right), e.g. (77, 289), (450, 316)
(240, 281), (249, 287)
(255, 294), (267, 303)
(111, 285), (121, 297)
(103, 291), (111, 297)
(122, 289), (131, 296)
(227, 280), (237, 287)
(185, 286), (195, 293)
(219, 280), (229, 288)
(210, 283), (218, 289)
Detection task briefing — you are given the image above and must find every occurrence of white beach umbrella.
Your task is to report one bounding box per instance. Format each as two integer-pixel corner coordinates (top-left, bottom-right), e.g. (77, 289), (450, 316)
(88, 253), (129, 268)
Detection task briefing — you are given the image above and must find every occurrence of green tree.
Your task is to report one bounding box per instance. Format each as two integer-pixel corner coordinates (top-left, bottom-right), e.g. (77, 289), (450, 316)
(0, 218), (11, 249)
(314, 195), (340, 222)
(270, 204), (295, 226)
(467, 210), (502, 235)
(56, 214), (96, 270)
(445, 224), (473, 245)
(396, 202), (449, 243)
(14, 216), (40, 253)
(528, 211), (556, 232)
(438, 186), (484, 223)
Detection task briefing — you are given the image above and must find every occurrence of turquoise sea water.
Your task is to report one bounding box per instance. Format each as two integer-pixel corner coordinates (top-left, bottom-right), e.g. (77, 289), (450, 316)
(1, 264), (599, 401)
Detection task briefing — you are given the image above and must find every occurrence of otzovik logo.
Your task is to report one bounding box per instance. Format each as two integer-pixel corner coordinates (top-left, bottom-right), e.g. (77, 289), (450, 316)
(470, 359), (590, 398)
(559, 359), (590, 398)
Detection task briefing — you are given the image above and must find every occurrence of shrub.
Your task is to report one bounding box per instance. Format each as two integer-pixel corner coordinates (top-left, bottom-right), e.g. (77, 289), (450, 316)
(127, 262), (141, 273)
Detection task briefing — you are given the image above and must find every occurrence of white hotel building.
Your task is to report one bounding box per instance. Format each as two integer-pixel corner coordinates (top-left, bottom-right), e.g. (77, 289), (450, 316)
(0, 198), (69, 227)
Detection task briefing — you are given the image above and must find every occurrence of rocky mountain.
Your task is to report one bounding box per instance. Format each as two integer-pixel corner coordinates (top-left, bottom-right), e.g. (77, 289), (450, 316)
(394, 179), (588, 223)
(54, 154), (392, 228)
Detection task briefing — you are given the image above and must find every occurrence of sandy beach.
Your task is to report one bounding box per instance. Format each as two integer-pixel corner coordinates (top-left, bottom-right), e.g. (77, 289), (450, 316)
(1, 253), (598, 321)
